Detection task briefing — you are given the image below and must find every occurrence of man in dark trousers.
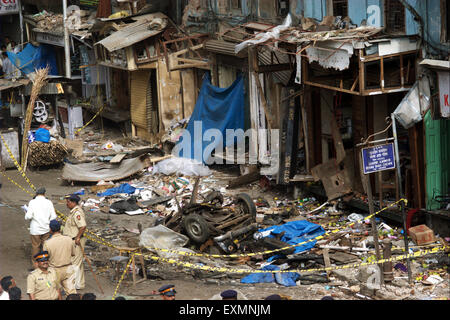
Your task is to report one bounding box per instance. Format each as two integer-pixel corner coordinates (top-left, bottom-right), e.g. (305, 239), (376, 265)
(62, 194), (87, 290)
(43, 219), (76, 296)
(24, 187), (57, 269)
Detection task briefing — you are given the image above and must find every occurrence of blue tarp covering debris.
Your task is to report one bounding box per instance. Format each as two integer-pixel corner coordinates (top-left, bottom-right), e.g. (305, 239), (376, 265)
(97, 183), (137, 197)
(175, 72), (244, 164)
(7, 43), (58, 76)
(240, 221), (325, 287)
(241, 265), (300, 287)
(261, 220), (326, 261)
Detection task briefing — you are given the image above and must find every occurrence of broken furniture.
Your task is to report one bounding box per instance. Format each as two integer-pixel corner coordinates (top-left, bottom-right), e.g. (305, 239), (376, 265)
(109, 246), (147, 287)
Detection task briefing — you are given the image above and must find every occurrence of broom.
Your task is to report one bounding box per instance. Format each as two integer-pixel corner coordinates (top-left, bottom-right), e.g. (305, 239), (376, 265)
(21, 67), (49, 172)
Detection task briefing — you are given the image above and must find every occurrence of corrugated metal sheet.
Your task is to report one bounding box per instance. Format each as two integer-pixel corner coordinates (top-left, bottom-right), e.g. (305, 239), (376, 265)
(96, 13), (168, 52)
(204, 40), (248, 58)
(258, 48), (292, 86)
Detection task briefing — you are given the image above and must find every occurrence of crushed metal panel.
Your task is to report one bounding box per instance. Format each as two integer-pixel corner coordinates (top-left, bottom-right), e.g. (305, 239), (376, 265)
(258, 48), (292, 86)
(96, 13), (168, 52)
(331, 117), (346, 164)
(311, 159), (353, 201)
(62, 156), (147, 182)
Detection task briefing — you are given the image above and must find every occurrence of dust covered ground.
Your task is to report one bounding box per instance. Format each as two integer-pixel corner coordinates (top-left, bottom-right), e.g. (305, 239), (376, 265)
(1, 167), (353, 301)
(1, 163), (448, 301)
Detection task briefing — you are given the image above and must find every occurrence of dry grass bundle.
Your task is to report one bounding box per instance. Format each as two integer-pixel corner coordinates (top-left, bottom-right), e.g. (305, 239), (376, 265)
(21, 67), (49, 171)
(28, 140), (68, 167)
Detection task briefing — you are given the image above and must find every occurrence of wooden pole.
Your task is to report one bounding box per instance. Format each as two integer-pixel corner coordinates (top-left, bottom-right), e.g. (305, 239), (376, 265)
(21, 67), (49, 171)
(391, 114), (412, 283)
(80, 246), (104, 294)
(359, 149), (384, 285)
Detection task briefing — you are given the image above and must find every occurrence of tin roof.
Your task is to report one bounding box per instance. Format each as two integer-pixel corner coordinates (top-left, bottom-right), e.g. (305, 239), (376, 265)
(95, 12), (168, 52)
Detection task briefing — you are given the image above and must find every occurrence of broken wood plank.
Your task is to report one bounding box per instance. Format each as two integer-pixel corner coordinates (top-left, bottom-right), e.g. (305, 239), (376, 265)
(253, 72), (275, 130)
(323, 248), (332, 279)
(149, 154), (173, 163)
(329, 251), (360, 264)
(110, 153), (127, 164)
(319, 245), (370, 252)
(90, 184), (115, 194)
(227, 171), (261, 189)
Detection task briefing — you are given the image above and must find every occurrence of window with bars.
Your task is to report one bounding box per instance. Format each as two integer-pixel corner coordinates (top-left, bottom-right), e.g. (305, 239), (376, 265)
(333, 0), (348, 17)
(385, 0), (406, 33)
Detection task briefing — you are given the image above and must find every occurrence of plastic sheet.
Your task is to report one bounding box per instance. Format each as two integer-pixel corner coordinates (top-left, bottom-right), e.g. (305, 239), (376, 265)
(393, 82), (422, 129)
(139, 225), (189, 258)
(152, 157), (212, 176)
(240, 264), (300, 287)
(97, 183), (136, 197)
(34, 128), (50, 143)
(235, 14), (292, 54)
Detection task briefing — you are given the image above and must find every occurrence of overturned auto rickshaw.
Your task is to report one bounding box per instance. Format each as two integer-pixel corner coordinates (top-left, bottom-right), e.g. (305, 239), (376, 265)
(166, 186), (258, 253)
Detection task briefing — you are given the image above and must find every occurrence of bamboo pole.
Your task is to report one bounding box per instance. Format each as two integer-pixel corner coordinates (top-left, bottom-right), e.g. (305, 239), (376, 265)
(21, 67), (49, 171)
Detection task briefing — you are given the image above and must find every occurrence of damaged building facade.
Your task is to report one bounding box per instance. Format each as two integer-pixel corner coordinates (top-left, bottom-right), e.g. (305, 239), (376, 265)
(179, 0), (450, 233)
(0, 1), (448, 231)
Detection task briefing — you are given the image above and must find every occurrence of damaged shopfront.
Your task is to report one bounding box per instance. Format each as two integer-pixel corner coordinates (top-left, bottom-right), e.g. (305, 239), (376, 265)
(191, 0), (449, 228)
(91, 12), (209, 143)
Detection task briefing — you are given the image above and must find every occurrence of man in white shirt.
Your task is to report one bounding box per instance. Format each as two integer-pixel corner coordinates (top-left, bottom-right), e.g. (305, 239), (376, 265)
(2, 52), (14, 79)
(0, 276), (16, 300)
(0, 280), (9, 300)
(25, 187), (57, 269)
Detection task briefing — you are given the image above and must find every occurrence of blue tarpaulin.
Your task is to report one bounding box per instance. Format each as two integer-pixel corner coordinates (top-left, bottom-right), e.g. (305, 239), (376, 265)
(261, 220), (326, 261)
(175, 72), (244, 164)
(7, 43), (58, 76)
(240, 221), (325, 286)
(240, 265), (300, 287)
(97, 183), (137, 197)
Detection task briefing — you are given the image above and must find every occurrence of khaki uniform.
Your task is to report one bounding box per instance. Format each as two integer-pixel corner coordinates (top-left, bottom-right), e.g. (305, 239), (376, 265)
(62, 205), (87, 290)
(27, 267), (60, 300)
(43, 233), (76, 294)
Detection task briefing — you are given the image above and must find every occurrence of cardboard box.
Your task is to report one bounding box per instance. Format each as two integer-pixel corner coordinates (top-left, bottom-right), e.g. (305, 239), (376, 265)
(408, 225), (435, 245)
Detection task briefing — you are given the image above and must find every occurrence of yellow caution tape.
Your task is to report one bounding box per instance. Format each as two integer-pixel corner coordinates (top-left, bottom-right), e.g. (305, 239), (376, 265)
(0, 151), (412, 260)
(136, 198), (407, 259)
(135, 245), (448, 274)
(111, 253), (135, 300)
(0, 133), (433, 264)
(0, 171), (35, 196)
(0, 133), (36, 191)
(73, 104), (105, 136)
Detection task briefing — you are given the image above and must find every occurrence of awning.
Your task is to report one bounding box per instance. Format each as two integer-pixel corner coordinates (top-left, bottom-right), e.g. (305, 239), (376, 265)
(62, 156), (147, 182)
(420, 59), (450, 71)
(95, 12), (168, 52)
(0, 79), (30, 92)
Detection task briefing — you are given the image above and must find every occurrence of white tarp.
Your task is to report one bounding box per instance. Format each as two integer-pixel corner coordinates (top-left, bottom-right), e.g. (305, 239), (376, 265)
(62, 156), (146, 182)
(393, 82), (422, 129)
(235, 14), (293, 54)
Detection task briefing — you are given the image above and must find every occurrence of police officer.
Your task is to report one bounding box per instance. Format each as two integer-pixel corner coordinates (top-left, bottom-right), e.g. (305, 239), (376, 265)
(27, 251), (62, 300)
(62, 194), (87, 290)
(158, 284), (176, 300)
(43, 219), (76, 295)
(220, 289), (238, 300)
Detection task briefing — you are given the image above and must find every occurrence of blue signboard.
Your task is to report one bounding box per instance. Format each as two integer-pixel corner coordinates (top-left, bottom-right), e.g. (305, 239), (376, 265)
(362, 143), (396, 174)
